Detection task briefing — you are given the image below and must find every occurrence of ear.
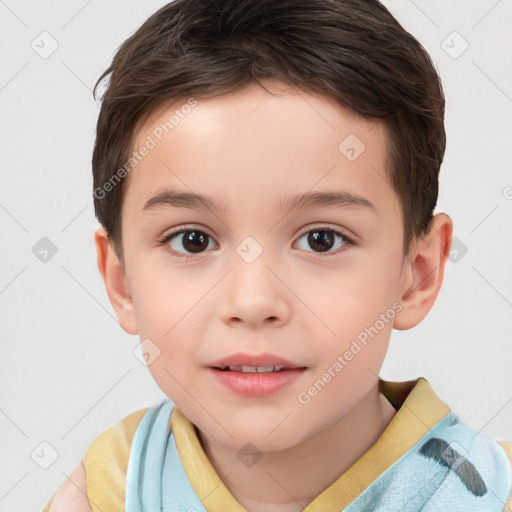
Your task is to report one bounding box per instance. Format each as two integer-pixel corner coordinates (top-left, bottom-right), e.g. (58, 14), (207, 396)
(394, 213), (453, 330)
(94, 226), (138, 335)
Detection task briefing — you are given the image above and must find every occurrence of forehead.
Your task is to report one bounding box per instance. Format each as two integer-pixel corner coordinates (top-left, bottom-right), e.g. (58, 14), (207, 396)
(123, 80), (397, 221)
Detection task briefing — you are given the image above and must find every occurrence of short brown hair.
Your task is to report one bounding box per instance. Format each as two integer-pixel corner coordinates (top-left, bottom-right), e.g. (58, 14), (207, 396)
(92, 0), (445, 263)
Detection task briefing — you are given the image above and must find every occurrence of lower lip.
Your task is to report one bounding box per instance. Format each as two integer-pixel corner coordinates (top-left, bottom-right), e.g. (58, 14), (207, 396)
(208, 367), (306, 397)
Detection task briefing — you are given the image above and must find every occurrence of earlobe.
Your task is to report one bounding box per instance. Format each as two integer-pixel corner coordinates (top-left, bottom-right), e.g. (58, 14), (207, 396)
(394, 214), (453, 330)
(94, 226), (138, 335)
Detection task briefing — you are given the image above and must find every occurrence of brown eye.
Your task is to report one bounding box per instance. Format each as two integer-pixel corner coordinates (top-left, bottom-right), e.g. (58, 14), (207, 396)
(307, 230), (336, 252)
(295, 228), (351, 255)
(165, 230), (216, 256)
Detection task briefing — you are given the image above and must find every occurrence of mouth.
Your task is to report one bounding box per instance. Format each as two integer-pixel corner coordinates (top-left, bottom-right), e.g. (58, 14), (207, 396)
(207, 353), (307, 397)
(208, 352), (306, 372)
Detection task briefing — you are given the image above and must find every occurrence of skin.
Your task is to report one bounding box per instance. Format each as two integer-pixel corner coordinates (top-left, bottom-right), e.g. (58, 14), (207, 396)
(47, 462), (91, 512)
(94, 80), (452, 511)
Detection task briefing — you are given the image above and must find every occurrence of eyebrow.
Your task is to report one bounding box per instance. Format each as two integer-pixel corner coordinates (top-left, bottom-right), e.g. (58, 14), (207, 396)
(142, 189), (375, 214)
(142, 189), (228, 213)
(280, 190), (375, 213)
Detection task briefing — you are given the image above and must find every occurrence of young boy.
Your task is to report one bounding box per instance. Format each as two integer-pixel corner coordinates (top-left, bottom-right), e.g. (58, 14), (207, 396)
(42, 0), (511, 510)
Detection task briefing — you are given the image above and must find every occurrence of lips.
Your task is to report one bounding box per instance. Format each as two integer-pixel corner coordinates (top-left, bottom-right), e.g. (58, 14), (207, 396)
(207, 353), (307, 397)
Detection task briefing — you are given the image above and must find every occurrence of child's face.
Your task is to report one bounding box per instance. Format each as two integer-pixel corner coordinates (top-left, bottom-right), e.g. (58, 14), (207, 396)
(117, 81), (412, 450)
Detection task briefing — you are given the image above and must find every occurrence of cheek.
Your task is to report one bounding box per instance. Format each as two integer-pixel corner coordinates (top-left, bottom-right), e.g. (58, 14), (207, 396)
(315, 264), (400, 341)
(299, 322), (393, 424)
(130, 260), (194, 334)
(142, 325), (202, 408)
(129, 265), (208, 394)
(305, 253), (401, 388)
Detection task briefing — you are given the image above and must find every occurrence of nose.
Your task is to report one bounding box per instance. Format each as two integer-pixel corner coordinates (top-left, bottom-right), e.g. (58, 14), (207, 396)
(217, 254), (291, 329)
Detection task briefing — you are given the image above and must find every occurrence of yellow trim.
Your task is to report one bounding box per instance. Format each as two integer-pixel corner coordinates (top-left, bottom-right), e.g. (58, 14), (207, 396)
(43, 377), (467, 510)
(82, 407), (148, 512)
(498, 441), (512, 512)
(170, 377), (451, 510)
(303, 377), (451, 510)
(171, 407), (246, 511)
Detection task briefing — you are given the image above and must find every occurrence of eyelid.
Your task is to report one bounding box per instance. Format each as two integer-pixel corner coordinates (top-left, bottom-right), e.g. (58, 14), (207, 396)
(297, 223), (354, 239)
(162, 224), (216, 240)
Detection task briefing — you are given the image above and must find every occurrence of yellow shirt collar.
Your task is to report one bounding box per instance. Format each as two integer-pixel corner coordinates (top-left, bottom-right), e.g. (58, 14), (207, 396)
(170, 377), (451, 511)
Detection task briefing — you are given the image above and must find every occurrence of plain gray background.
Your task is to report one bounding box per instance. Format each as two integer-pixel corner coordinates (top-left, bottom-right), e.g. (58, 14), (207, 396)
(1, 0), (511, 510)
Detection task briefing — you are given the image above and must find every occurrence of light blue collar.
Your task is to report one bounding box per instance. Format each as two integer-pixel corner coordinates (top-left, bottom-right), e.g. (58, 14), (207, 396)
(125, 399), (511, 511)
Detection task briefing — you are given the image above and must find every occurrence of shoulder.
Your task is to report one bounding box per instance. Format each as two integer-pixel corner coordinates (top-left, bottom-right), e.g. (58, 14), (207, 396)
(42, 407), (150, 512)
(83, 406), (149, 460)
(45, 462), (91, 512)
(81, 407), (149, 511)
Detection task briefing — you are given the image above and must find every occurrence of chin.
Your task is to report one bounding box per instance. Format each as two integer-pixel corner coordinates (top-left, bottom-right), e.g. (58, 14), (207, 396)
(196, 413), (304, 452)
(233, 421), (311, 453)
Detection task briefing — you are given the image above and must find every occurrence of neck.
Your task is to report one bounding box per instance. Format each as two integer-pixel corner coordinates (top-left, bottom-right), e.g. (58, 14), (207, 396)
(197, 381), (396, 512)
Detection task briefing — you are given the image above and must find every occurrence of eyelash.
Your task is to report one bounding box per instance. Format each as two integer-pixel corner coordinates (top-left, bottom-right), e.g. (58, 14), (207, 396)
(157, 225), (356, 260)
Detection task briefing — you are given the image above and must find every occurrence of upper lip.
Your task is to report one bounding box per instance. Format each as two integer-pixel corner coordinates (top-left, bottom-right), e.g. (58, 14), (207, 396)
(208, 353), (304, 369)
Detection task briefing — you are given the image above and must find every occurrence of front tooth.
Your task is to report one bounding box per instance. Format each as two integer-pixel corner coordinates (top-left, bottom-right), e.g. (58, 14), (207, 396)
(238, 365), (286, 373)
(256, 366), (275, 373)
